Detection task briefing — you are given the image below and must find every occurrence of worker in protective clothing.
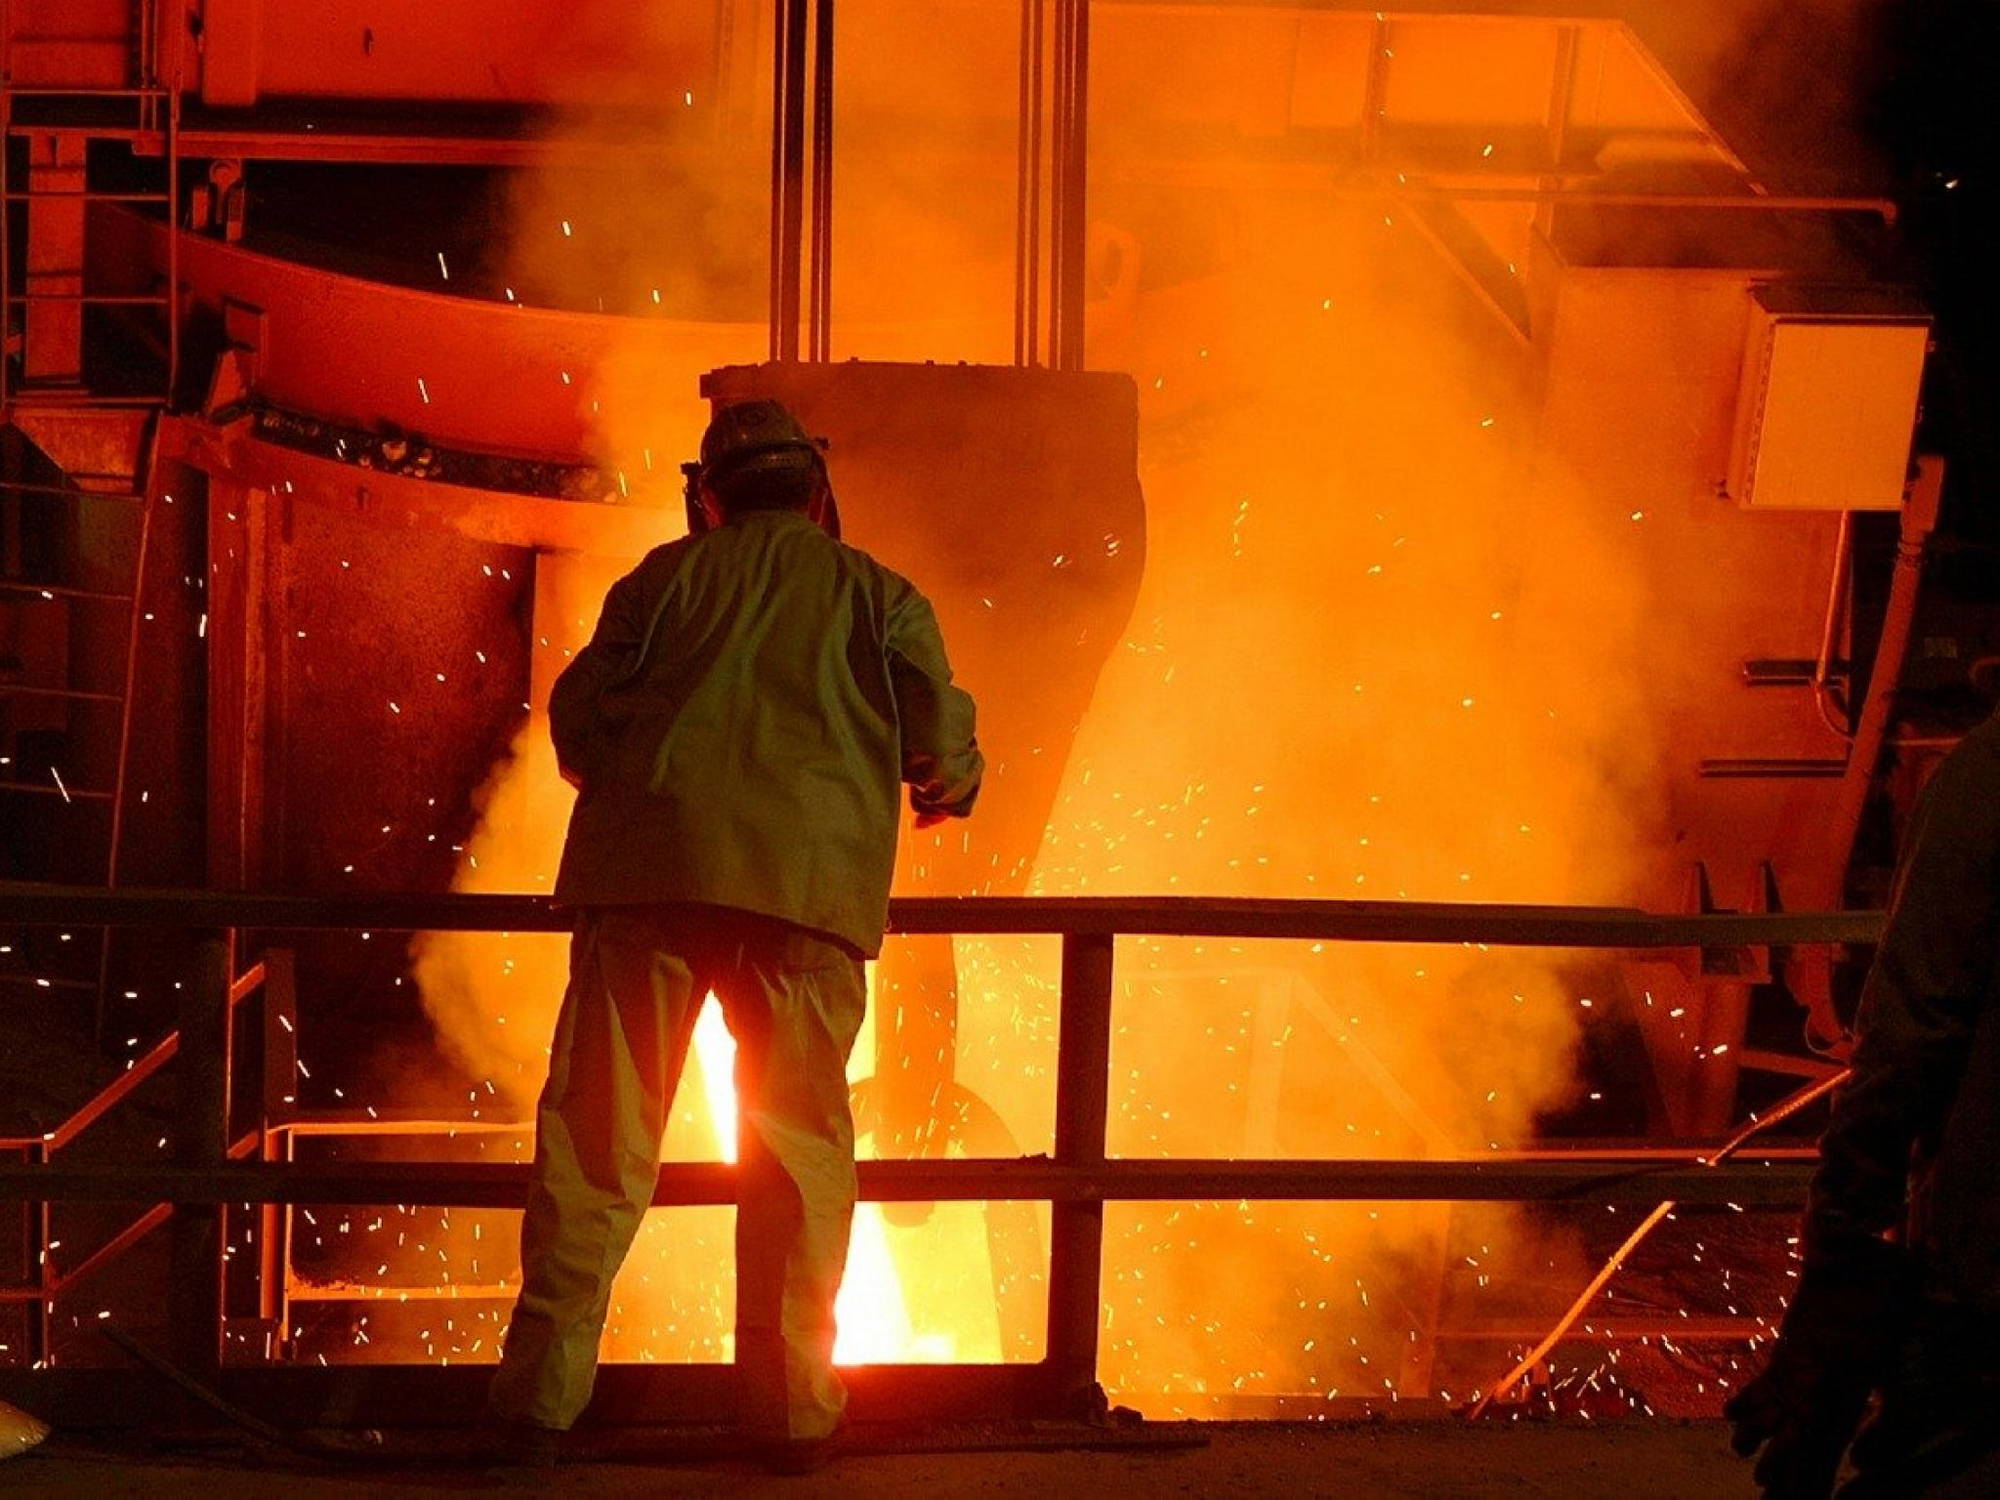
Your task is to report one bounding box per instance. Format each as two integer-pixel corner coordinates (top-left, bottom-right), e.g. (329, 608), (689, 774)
(487, 398), (983, 1470)
(1728, 699), (2000, 1498)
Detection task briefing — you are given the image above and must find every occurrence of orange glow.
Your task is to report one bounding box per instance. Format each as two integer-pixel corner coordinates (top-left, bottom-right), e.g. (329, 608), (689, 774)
(395, 4), (1860, 1414)
(686, 992), (954, 1365)
(690, 998), (738, 1164)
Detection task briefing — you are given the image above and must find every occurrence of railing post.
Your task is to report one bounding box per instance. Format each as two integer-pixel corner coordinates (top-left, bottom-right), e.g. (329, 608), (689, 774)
(256, 947), (297, 1354)
(168, 927), (232, 1377)
(29, 1145), (51, 1369)
(1044, 929), (1113, 1418)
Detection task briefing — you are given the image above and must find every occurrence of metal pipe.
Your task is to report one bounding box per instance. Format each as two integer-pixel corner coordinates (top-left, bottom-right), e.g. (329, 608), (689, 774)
(1786, 458), (1945, 1050)
(1812, 509), (1855, 739)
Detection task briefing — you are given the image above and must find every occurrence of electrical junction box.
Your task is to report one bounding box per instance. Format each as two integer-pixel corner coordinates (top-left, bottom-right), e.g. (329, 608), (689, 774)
(1725, 284), (1930, 511)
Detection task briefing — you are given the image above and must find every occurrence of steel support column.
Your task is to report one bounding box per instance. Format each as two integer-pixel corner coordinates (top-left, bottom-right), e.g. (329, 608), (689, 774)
(1044, 929), (1113, 1416)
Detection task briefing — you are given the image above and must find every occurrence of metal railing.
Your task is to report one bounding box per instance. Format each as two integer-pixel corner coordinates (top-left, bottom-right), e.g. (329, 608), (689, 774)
(0, 883), (1878, 1424)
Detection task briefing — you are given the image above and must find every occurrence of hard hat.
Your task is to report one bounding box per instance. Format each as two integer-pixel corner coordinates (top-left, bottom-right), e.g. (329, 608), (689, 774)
(698, 399), (823, 488)
(686, 398), (840, 538)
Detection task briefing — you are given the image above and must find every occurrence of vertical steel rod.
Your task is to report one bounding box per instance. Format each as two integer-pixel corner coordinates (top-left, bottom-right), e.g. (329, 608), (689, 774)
(1054, 0), (1089, 371)
(164, 88), (179, 399)
(807, 0), (834, 362)
(1044, 929), (1113, 1415)
(1024, 0), (1046, 368)
(168, 928), (232, 1376)
(1, 33), (12, 414)
(769, 0), (809, 362)
(1013, 0), (1032, 366)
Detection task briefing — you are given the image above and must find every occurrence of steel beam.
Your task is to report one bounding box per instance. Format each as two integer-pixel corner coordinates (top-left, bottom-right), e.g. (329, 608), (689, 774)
(0, 1157), (1817, 1208)
(0, 1361), (1047, 1430)
(0, 884), (1886, 947)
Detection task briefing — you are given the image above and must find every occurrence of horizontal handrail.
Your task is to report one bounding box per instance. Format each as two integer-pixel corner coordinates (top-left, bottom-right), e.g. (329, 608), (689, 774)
(0, 1203), (174, 1304)
(0, 1157), (1816, 1209)
(0, 882), (1886, 947)
(33, 1032), (178, 1155)
(0, 956), (267, 1156)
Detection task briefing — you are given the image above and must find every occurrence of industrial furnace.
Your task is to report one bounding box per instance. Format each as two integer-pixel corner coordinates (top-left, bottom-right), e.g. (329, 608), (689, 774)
(2, 0), (1988, 1424)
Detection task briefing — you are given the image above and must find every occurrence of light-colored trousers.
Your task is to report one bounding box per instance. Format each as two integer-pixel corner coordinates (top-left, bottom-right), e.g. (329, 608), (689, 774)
(489, 904), (866, 1439)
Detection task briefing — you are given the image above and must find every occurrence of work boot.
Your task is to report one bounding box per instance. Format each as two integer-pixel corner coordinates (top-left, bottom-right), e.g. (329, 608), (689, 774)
(483, 1418), (561, 1479)
(758, 1419), (848, 1476)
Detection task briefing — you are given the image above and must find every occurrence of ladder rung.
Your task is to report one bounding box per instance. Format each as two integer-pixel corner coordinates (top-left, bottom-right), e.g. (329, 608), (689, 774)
(15, 293), (171, 306)
(3, 127), (149, 144)
(2, 393), (168, 409)
(1698, 758), (1847, 780)
(0, 581), (134, 603)
(0, 480), (142, 501)
(0, 973), (96, 991)
(1, 192), (171, 204)
(0, 683), (123, 704)
(0, 778), (113, 802)
(0, 87), (167, 99)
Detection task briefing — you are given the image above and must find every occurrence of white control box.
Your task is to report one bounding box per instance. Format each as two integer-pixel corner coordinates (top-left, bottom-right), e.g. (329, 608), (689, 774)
(1726, 285), (1930, 511)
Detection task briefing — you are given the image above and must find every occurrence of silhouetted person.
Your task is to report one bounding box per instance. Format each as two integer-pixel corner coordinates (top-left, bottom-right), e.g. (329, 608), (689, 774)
(1730, 698), (2000, 1497)
(487, 400), (981, 1472)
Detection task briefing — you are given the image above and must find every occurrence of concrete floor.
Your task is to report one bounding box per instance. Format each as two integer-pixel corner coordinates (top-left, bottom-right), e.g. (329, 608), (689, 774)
(0, 1420), (1760, 1498)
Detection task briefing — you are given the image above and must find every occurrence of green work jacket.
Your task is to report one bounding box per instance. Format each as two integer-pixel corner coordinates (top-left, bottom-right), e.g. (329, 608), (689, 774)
(549, 508), (982, 956)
